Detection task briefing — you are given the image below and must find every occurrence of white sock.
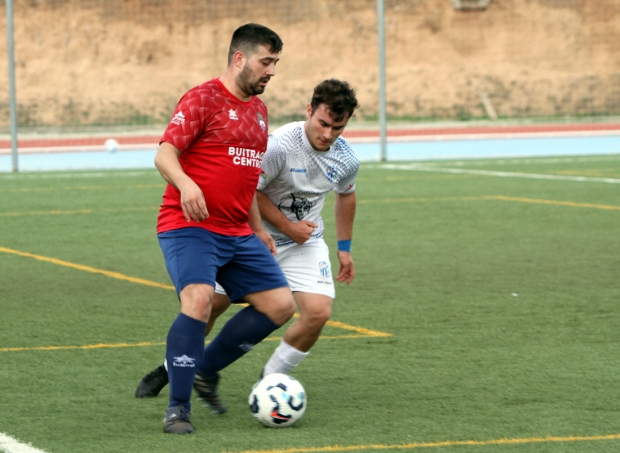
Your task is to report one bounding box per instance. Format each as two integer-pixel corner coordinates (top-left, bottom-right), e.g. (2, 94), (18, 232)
(264, 340), (309, 375)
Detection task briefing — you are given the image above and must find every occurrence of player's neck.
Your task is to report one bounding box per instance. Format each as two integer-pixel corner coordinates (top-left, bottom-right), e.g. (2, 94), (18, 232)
(218, 74), (251, 102)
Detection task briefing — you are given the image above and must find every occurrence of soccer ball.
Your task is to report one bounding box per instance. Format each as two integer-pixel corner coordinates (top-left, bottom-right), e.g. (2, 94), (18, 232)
(248, 373), (306, 428)
(104, 138), (119, 153)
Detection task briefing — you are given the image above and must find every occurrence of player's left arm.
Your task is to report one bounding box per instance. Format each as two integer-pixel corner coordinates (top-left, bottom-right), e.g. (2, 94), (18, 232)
(249, 193), (277, 256)
(334, 191), (356, 284)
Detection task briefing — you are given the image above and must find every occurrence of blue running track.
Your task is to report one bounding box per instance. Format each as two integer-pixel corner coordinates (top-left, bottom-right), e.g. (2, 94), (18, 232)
(1, 135), (619, 172)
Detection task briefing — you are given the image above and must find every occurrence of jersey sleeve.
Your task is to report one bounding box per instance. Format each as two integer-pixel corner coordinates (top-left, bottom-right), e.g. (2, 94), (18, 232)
(334, 141), (360, 194)
(257, 135), (288, 190)
(160, 89), (211, 153)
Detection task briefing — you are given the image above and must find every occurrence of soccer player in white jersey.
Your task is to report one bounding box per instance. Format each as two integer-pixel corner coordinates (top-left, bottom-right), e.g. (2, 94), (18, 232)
(254, 78), (359, 375)
(135, 79), (359, 401)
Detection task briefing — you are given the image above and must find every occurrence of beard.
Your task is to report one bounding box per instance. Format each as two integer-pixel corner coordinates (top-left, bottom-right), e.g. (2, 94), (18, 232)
(238, 63), (269, 96)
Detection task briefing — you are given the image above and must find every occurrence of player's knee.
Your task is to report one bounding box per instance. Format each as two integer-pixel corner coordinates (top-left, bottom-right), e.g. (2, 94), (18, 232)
(315, 309), (332, 330)
(271, 291), (296, 325)
(179, 283), (214, 320)
(301, 301), (332, 331)
(279, 294), (297, 324)
(248, 287), (295, 325)
(317, 305), (332, 326)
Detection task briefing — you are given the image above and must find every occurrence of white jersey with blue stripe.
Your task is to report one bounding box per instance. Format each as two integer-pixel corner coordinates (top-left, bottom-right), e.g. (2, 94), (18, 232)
(257, 121), (359, 246)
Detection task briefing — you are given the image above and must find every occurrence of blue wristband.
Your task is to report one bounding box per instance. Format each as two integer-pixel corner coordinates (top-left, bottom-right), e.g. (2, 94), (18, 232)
(337, 239), (352, 253)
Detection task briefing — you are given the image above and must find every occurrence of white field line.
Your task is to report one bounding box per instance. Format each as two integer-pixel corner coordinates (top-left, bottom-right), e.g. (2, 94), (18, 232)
(428, 155), (620, 166)
(376, 163), (620, 184)
(0, 433), (48, 453)
(345, 128), (620, 144)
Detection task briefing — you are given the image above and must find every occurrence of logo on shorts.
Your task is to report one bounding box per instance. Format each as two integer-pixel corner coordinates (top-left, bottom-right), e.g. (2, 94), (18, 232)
(319, 261), (331, 278)
(172, 355), (195, 368)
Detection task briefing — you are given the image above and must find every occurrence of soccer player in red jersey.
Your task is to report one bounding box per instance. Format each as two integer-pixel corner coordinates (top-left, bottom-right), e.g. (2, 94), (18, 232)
(154, 23), (295, 435)
(137, 80), (361, 426)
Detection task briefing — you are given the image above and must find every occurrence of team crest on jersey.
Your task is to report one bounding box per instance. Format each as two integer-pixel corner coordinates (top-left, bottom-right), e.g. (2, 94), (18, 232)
(278, 193), (315, 221)
(229, 109), (238, 120)
(256, 112), (266, 131)
(326, 165), (339, 182)
(260, 170), (268, 180)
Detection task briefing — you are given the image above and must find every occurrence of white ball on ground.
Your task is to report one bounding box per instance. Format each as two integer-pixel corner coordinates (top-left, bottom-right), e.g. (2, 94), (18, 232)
(248, 373), (306, 428)
(104, 138), (119, 153)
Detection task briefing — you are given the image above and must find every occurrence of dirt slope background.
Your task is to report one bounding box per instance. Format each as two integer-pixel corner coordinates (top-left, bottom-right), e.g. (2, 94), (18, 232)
(0, 0), (619, 128)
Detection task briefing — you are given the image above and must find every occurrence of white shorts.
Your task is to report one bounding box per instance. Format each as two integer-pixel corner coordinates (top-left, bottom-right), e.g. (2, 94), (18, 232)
(215, 237), (335, 298)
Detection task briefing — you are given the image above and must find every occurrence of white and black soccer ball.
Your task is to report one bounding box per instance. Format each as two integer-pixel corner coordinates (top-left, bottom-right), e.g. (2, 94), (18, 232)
(248, 373), (306, 428)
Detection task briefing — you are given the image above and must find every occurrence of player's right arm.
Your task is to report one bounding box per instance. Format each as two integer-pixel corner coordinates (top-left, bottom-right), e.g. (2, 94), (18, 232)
(256, 191), (317, 245)
(154, 141), (209, 223)
(257, 131), (317, 244)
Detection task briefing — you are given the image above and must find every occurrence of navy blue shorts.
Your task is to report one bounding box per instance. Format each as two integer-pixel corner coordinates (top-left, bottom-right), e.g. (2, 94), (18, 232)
(158, 227), (288, 302)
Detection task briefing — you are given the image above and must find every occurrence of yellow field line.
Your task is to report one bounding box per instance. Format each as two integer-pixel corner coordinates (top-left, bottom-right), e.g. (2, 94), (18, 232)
(0, 247), (392, 352)
(0, 206), (158, 217)
(356, 195), (619, 211)
(233, 433), (620, 453)
(358, 196), (489, 204)
(489, 195), (620, 211)
(1, 208), (96, 216)
(1, 331), (391, 353)
(325, 320), (392, 337)
(3, 195), (617, 217)
(0, 246), (174, 290)
(0, 183), (164, 193)
(2, 341), (165, 353)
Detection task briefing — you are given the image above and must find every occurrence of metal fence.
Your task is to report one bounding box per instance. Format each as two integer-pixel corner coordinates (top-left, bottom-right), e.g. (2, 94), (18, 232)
(2, 0), (620, 131)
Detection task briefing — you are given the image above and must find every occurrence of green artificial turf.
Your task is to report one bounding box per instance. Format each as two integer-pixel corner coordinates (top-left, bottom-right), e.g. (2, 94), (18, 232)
(0, 155), (619, 452)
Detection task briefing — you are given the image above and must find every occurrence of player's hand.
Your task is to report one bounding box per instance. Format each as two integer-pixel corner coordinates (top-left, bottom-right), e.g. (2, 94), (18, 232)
(285, 220), (318, 245)
(336, 251), (355, 284)
(255, 229), (277, 256)
(179, 180), (209, 222)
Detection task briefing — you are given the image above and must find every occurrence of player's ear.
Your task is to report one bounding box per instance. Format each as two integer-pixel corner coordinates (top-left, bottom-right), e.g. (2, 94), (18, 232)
(306, 104), (312, 120)
(233, 51), (246, 69)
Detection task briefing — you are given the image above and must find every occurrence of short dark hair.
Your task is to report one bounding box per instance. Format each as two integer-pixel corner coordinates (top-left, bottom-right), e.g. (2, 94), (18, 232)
(310, 79), (359, 121)
(228, 23), (283, 65)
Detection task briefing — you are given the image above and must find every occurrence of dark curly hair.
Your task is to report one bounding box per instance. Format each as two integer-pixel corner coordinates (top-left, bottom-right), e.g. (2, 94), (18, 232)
(310, 79), (359, 122)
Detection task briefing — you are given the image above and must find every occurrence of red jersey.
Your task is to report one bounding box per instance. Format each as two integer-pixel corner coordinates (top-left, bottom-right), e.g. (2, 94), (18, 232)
(157, 78), (269, 236)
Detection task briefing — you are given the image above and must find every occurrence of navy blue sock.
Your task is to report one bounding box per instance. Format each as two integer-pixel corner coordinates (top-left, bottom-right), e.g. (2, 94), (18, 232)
(200, 306), (280, 375)
(166, 313), (207, 411)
